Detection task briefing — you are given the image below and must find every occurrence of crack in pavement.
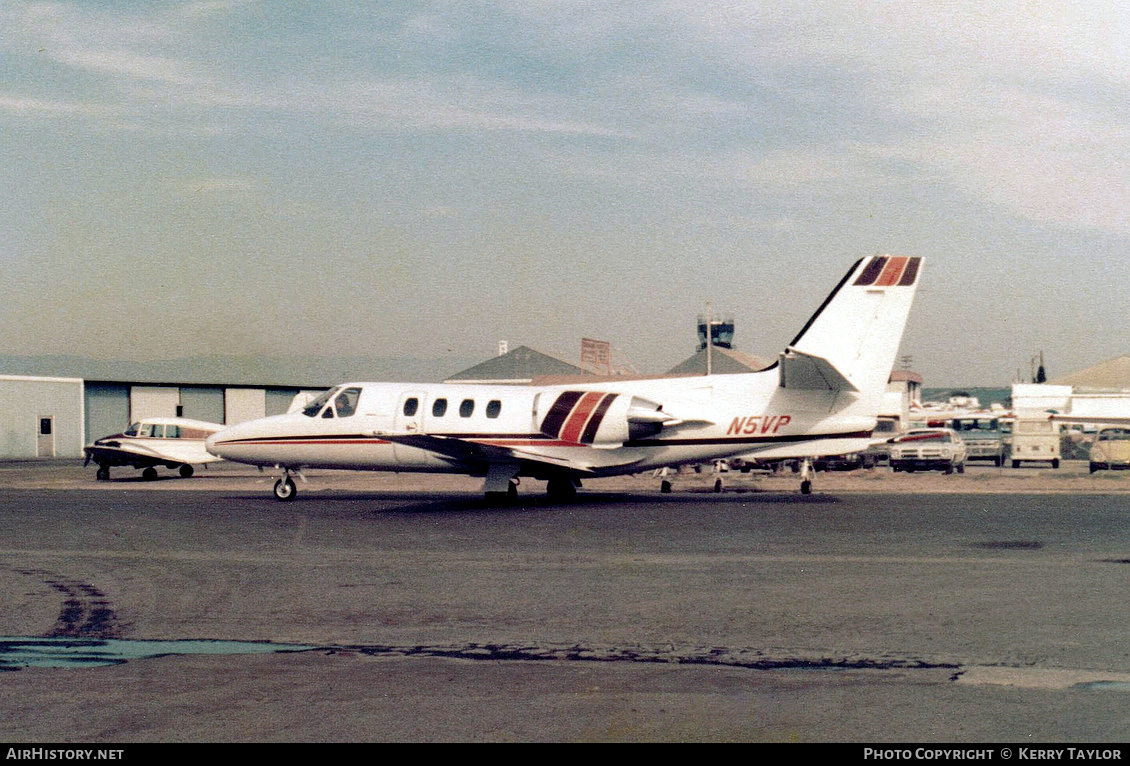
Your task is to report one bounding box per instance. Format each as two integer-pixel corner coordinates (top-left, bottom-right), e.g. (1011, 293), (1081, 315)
(320, 642), (961, 671)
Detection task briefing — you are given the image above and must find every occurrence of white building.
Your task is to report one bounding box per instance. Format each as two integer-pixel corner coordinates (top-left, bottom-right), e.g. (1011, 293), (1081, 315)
(0, 375), (85, 459)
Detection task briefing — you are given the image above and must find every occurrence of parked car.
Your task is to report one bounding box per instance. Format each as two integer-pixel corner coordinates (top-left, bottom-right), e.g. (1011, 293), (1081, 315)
(1089, 427), (1130, 472)
(814, 452), (868, 471)
(861, 416), (903, 466)
(888, 428), (968, 474)
(950, 416), (1009, 466)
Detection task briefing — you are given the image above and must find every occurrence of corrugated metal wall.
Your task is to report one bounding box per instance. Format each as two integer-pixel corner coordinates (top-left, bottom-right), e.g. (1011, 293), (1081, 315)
(85, 383), (129, 443)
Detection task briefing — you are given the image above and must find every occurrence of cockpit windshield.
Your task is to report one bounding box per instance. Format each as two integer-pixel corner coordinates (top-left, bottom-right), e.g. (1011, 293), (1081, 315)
(300, 386), (361, 418)
(302, 387), (340, 417)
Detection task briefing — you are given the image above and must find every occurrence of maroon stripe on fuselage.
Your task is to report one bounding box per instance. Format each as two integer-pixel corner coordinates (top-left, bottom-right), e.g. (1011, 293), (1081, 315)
(540, 391), (584, 437)
(580, 393), (618, 444)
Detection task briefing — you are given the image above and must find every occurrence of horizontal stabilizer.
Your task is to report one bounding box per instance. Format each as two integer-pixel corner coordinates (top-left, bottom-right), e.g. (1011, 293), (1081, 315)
(778, 347), (858, 392)
(744, 436), (875, 460)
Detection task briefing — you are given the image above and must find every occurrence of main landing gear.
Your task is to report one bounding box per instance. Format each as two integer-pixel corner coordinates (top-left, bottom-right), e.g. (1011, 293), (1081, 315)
(799, 457), (814, 495)
(92, 463), (195, 481)
(656, 459), (816, 495)
(654, 462), (727, 493)
(546, 476), (579, 501)
(482, 464), (583, 504)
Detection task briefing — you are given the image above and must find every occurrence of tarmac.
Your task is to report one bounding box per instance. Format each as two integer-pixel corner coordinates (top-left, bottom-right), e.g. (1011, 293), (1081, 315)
(1, 456), (1125, 495)
(3, 459), (1130, 742)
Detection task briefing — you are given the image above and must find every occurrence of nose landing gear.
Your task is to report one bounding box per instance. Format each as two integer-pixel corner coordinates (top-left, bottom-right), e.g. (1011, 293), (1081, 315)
(272, 467), (304, 501)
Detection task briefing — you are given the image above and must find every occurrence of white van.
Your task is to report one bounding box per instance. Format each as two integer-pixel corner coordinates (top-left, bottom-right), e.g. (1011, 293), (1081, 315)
(1008, 417), (1061, 468)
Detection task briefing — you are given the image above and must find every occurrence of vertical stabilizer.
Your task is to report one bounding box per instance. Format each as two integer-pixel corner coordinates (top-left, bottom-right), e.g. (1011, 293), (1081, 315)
(780, 255), (922, 398)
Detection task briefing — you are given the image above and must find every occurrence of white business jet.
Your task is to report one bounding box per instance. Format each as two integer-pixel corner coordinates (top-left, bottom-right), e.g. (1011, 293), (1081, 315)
(206, 255), (923, 501)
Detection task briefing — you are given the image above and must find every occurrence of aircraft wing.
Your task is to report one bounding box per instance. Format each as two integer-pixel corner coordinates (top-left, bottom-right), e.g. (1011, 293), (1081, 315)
(84, 443), (166, 469)
(372, 431), (601, 473)
(1050, 414), (1130, 425)
(83, 437), (223, 468)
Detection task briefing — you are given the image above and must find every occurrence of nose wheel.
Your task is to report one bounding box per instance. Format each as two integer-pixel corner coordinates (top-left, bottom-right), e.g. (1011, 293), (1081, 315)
(273, 476), (297, 501)
(271, 467), (302, 501)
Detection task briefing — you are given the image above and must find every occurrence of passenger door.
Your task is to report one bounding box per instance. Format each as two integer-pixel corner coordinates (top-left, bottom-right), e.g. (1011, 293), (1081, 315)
(392, 391), (427, 462)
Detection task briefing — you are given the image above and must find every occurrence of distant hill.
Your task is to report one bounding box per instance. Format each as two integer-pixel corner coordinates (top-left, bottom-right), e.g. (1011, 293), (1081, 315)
(0, 354), (482, 387)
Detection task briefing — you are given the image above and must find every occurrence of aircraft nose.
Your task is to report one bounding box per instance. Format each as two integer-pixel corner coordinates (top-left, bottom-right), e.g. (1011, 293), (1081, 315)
(205, 429), (229, 458)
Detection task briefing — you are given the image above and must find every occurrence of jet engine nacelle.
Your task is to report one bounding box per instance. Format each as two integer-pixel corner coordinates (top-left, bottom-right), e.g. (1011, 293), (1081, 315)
(537, 390), (671, 447)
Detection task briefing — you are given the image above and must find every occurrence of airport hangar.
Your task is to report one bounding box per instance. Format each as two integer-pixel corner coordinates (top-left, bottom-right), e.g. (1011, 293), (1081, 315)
(0, 328), (778, 461)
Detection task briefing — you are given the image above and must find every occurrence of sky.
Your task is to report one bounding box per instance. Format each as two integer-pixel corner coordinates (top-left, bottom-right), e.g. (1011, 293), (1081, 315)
(1, 1), (1128, 386)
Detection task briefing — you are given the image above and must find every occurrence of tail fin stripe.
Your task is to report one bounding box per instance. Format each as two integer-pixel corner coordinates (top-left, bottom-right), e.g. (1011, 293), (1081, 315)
(853, 256), (888, 286)
(898, 257), (922, 286)
(874, 256), (910, 286)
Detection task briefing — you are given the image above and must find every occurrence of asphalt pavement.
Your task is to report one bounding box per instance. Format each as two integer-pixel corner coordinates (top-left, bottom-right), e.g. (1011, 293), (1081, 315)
(2, 462), (1130, 741)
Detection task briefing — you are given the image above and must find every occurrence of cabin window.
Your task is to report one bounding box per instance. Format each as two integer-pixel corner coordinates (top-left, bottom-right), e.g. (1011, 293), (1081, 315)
(334, 388), (361, 418)
(138, 424), (153, 437)
(150, 425), (165, 438)
(432, 398), (448, 417)
(486, 400), (501, 419)
(166, 425), (181, 439)
(125, 423), (140, 436)
(459, 399), (474, 417)
(403, 397), (419, 417)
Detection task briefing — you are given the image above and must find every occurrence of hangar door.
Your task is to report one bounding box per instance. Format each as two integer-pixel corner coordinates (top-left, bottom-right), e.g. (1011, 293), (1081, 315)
(179, 387), (224, 425)
(225, 388), (266, 425)
(130, 387), (180, 422)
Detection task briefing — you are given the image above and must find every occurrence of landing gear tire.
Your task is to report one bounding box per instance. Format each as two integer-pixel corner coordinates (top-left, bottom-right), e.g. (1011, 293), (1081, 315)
(273, 477), (297, 501)
(179, 464), (194, 479)
(95, 466), (109, 481)
(713, 478), (723, 493)
(142, 467), (158, 481)
(546, 477), (577, 501)
(799, 457), (814, 495)
(484, 479), (519, 506)
(660, 479), (673, 493)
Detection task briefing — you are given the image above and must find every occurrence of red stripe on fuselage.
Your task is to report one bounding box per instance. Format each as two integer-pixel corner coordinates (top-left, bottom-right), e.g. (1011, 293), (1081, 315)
(559, 391), (606, 443)
(216, 438), (390, 446)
